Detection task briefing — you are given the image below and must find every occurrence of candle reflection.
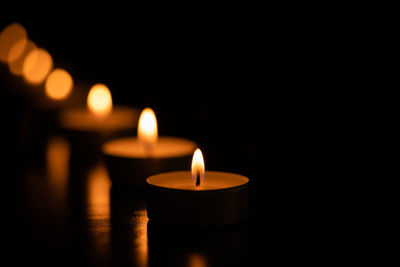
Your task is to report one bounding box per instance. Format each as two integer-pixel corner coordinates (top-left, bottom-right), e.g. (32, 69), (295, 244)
(110, 189), (148, 267)
(83, 163), (111, 264)
(0, 22), (27, 63)
(87, 164), (111, 219)
(132, 209), (149, 267)
(86, 165), (149, 266)
(46, 136), (70, 202)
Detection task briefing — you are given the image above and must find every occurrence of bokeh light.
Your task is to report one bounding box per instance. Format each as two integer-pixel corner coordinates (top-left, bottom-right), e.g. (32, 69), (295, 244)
(22, 48), (53, 85)
(8, 39), (36, 76)
(0, 23), (27, 63)
(7, 37), (27, 63)
(45, 68), (73, 100)
(87, 83), (113, 116)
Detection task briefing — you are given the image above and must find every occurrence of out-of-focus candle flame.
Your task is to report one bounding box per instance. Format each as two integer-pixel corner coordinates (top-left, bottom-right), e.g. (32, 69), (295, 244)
(7, 37), (27, 63)
(191, 148), (205, 188)
(8, 39), (36, 76)
(45, 68), (73, 100)
(138, 108), (158, 151)
(22, 47), (53, 84)
(87, 83), (113, 116)
(0, 23), (27, 63)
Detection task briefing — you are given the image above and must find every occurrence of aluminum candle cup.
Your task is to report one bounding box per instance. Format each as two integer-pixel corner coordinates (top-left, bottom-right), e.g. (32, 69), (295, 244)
(102, 137), (197, 188)
(146, 171), (249, 226)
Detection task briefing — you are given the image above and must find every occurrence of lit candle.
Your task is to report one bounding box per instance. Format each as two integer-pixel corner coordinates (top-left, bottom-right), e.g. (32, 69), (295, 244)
(59, 84), (138, 156)
(30, 68), (84, 112)
(146, 149), (249, 226)
(102, 108), (197, 188)
(45, 68), (74, 101)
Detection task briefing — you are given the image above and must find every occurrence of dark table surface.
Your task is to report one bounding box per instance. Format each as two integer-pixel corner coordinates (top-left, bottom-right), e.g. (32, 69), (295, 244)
(2, 11), (355, 266)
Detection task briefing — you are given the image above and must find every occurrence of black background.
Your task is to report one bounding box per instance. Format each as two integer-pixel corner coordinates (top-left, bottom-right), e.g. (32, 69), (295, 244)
(2, 7), (355, 266)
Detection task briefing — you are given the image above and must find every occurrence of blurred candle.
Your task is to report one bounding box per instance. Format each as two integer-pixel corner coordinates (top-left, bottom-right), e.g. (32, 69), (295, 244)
(146, 149), (249, 226)
(30, 67), (81, 115)
(8, 39), (36, 76)
(59, 83), (138, 157)
(0, 23), (27, 63)
(22, 47), (53, 85)
(102, 108), (196, 189)
(21, 67), (79, 143)
(0, 23), (34, 98)
(45, 68), (73, 101)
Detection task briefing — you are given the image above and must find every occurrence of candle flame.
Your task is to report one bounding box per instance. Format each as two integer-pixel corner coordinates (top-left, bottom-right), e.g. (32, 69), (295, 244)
(0, 23), (27, 63)
(7, 37), (27, 63)
(191, 148), (205, 188)
(87, 83), (113, 116)
(138, 108), (158, 151)
(22, 47), (53, 85)
(8, 39), (36, 76)
(45, 68), (73, 100)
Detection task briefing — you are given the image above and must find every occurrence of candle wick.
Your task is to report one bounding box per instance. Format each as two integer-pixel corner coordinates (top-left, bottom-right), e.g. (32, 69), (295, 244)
(195, 173), (200, 187)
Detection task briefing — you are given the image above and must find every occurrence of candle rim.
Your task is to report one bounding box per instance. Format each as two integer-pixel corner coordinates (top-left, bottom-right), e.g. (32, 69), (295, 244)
(59, 105), (139, 132)
(102, 136), (197, 158)
(146, 170), (249, 192)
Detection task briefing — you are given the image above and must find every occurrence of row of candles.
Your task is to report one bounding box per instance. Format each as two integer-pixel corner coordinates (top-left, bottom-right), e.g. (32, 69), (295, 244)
(1, 22), (249, 226)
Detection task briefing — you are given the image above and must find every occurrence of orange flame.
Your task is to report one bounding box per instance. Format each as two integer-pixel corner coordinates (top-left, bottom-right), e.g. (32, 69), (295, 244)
(0, 23), (27, 63)
(8, 39), (36, 76)
(22, 48), (53, 85)
(138, 108), (158, 151)
(87, 84), (113, 116)
(191, 148), (205, 188)
(45, 68), (73, 100)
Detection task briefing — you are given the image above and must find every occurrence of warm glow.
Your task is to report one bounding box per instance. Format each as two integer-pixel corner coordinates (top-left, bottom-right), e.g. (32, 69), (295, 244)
(87, 164), (111, 218)
(46, 136), (70, 194)
(87, 164), (111, 258)
(187, 253), (208, 267)
(138, 108), (158, 151)
(191, 148), (205, 187)
(87, 84), (113, 116)
(0, 23), (27, 63)
(8, 39), (36, 76)
(7, 37), (27, 63)
(45, 68), (73, 100)
(22, 48), (53, 84)
(132, 209), (149, 267)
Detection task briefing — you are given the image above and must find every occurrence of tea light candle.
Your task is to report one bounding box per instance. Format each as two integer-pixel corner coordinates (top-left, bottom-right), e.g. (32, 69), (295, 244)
(59, 84), (138, 156)
(32, 69), (83, 112)
(102, 108), (197, 188)
(146, 149), (249, 226)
